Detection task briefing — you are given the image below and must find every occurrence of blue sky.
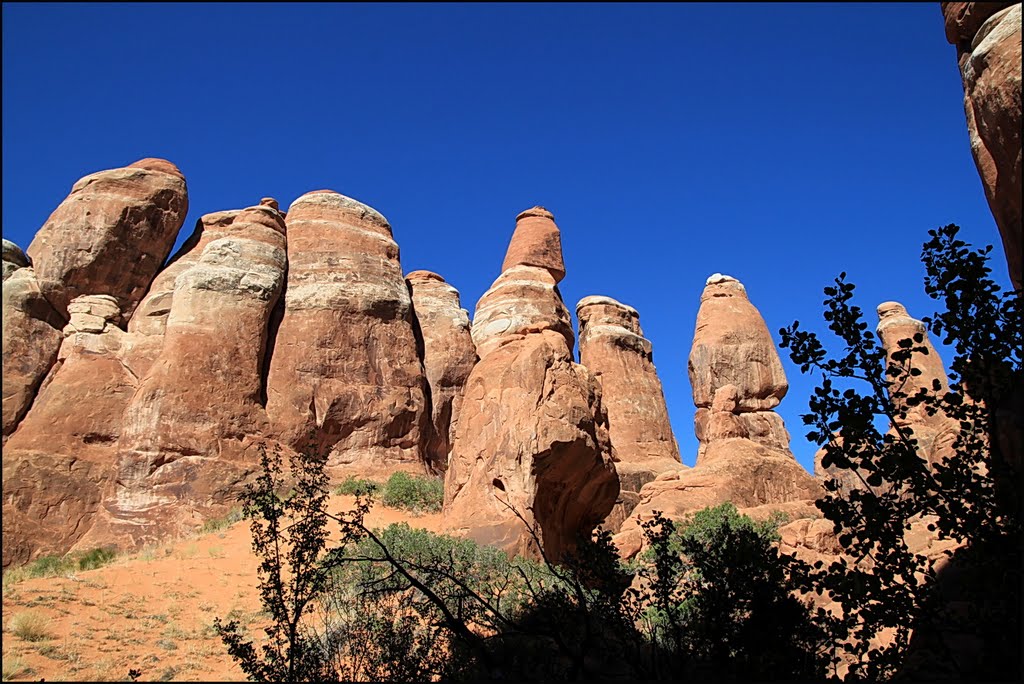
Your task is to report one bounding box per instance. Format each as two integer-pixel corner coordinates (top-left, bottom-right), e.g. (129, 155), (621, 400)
(2, 3), (1011, 473)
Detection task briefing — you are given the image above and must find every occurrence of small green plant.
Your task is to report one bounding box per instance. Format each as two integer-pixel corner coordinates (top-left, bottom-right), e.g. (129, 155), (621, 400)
(76, 547), (117, 571)
(8, 610), (52, 642)
(381, 471), (444, 514)
(334, 477), (381, 497)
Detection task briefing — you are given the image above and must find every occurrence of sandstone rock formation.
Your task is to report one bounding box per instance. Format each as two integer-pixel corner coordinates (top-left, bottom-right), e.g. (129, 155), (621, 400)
(26, 158), (189, 318)
(689, 274), (792, 460)
(82, 202), (288, 551)
(265, 191), (428, 479)
(943, 2), (1022, 290)
(2, 295), (137, 567)
(2, 238), (30, 281)
(2, 267), (65, 440)
(614, 274), (820, 558)
(444, 207), (618, 561)
(577, 295), (681, 531)
(406, 270), (477, 473)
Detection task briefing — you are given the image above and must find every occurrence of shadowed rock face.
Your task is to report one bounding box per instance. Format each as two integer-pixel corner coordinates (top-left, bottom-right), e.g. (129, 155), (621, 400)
(264, 191), (428, 479)
(406, 270), (477, 474)
(614, 274), (819, 559)
(444, 208), (618, 562)
(2, 267), (65, 440)
(26, 158), (189, 318)
(577, 296), (681, 532)
(942, 2), (1022, 290)
(82, 203), (289, 552)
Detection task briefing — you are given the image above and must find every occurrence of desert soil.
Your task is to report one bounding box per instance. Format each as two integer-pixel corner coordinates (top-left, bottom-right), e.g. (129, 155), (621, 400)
(1, 495), (443, 682)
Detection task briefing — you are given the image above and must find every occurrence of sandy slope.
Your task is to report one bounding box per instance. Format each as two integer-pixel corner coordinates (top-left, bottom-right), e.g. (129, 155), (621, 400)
(1, 496), (444, 682)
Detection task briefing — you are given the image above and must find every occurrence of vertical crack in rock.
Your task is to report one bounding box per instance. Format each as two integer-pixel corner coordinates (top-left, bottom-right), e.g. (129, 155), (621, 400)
(406, 270), (477, 475)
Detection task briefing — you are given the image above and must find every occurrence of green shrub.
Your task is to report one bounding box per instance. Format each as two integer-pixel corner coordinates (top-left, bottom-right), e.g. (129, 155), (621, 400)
(380, 472), (444, 513)
(76, 547), (117, 571)
(334, 477), (381, 497)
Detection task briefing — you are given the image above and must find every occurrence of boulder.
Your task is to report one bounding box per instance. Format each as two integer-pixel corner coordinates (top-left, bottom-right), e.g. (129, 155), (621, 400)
(445, 207), (618, 561)
(577, 295), (681, 531)
(942, 3), (1022, 290)
(26, 158), (189, 318)
(264, 191), (428, 480)
(688, 274), (788, 413)
(406, 270), (477, 473)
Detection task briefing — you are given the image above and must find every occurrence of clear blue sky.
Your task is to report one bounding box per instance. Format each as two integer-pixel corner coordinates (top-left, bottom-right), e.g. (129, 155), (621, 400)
(2, 3), (1012, 473)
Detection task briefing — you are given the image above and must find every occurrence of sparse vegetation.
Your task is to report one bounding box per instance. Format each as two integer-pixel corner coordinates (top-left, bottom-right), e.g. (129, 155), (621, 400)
(8, 611), (53, 642)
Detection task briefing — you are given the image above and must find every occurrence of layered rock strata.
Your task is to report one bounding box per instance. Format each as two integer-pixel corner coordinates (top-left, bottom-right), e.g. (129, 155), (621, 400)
(265, 191), (428, 479)
(577, 295), (681, 531)
(444, 207), (619, 561)
(942, 2), (1022, 290)
(82, 202), (288, 551)
(614, 274), (820, 558)
(406, 270), (477, 473)
(26, 158), (189, 317)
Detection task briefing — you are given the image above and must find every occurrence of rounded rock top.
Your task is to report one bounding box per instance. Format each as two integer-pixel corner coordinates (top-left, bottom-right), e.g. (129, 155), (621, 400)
(259, 197), (280, 211)
(406, 270), (446, 283)
(705, 273), (741, 286)
(515, 206), (555, 221)
(288, 190), (389, 228)
(2, 238), (31, 267)
(127, 158), (185, 179)
(576, 295), (639, 317)
(877, 301), (910, 319)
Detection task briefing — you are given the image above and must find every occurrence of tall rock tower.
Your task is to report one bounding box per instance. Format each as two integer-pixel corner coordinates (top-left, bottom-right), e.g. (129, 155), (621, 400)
(444, 207), (619, 561)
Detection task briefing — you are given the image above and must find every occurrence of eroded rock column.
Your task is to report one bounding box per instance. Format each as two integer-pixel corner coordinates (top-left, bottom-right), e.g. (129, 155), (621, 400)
(265, 191), (428, 479)
(444, 207), (618, 562)
(577, 296), (681, 531)
(406, 270), (477, 474)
